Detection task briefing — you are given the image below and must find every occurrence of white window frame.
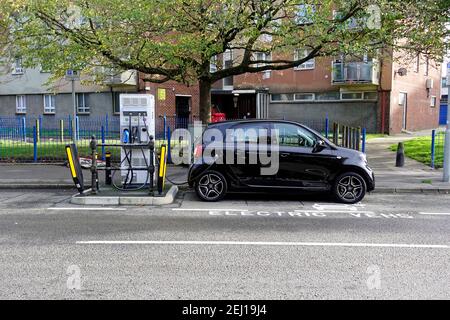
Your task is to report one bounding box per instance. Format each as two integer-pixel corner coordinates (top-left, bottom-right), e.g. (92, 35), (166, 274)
(294, 93), (315, 101)
(210, 55), (218, 73)
(16, 95), (27, 114)
(294, 49), (315, 70)
(398, 92), (407, 106)
(43, 94), (56, 114)
(77, 93), (90, 114)
(223, 49), (234, 90)
(270, 93), (295, 102)
(430, 96), (437, 108)
(253, 52), (272, 68)
(12, 57), (24, 75)
(341, 92), (364, 100)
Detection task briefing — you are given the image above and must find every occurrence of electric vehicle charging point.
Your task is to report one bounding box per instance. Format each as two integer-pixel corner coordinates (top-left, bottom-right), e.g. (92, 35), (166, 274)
(66, 94), (178, 206)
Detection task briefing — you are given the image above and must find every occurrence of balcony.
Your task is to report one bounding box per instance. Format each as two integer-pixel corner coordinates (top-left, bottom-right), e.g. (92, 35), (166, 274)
(332, 61), (378, 85)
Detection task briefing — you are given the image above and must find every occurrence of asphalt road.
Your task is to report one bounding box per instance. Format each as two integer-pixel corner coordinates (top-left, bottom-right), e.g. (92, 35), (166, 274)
(0, 189), (449, 300)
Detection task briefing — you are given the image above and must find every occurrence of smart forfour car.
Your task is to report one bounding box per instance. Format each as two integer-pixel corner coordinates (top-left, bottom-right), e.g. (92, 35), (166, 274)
(188, 120), (375, 203)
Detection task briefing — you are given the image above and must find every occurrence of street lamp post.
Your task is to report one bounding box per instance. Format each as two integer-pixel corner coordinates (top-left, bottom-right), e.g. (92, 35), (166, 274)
(65, 70), (80, 143)
(443, 62), (450, 183)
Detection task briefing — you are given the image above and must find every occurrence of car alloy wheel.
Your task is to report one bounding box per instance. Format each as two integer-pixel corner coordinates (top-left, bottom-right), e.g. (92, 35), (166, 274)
(195, 171), (227, 202)
(334, 172), (366, 204)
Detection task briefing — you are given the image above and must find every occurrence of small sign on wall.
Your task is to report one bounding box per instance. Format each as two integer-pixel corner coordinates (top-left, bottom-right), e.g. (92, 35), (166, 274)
(157, 88), (166, 101)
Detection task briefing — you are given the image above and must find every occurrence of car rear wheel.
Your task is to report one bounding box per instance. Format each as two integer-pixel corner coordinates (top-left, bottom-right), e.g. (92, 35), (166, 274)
(333, 172), (367, 204)
(194, 170), (228, 202)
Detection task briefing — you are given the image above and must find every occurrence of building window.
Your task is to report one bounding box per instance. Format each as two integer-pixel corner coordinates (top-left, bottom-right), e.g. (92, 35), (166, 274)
(77, 93), (90, 113)
(294, 49), (315, 70)
(223, 49), (234, 89)
(16, 95), (27, 114)
(316, 92), (340, 101)
(398, 92), (407, 106)
(271, 94), (294, 102)
(364, 92), (378, 100)
(294, 93), (315, 101)
(442, 77), (447, 88)
(43, 94), (56, 114)
(430, 96), (437, 108)
(296, 4), (315, 25)
(12, 57), (24, 75)
(210, 56), (218, 73)
(341, 92), (363, 100)
(333, 10), (361, 30)
(253, 52), (271, 68)
(113, 92), (121, 114)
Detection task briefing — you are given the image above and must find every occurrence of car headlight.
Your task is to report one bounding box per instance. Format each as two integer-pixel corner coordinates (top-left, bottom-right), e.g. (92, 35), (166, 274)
(359, 153), (368, 164)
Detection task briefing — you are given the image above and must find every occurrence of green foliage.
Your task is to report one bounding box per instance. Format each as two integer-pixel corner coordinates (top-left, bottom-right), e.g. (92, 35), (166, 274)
(1, 0), (448, 85)
(389, 134), (446, 168)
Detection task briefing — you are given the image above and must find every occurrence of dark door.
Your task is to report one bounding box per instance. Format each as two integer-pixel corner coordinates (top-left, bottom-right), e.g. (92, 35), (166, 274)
(272, 122), (338, 190)
(237, 94), (256, 119)
(440, 103), (448, 126)
(176, 96), (191, 128)
(225, 122), (273, 187)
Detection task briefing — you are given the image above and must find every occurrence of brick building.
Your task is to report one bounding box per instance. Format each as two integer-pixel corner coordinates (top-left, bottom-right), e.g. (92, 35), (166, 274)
(0, 50), (441, 134)
(140, 50), (441, 134)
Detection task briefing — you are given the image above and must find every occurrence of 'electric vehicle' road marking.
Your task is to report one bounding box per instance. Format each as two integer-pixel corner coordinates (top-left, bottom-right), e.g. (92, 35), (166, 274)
(172, 208), (249, 212)
(47, 207), (127, 211)
(76, 240), (450, 249)
(419, 212), (450, 216)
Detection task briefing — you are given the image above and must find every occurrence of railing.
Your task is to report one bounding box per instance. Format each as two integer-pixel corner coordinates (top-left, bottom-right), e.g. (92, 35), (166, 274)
(431, 129), (446, 169)
(332, 62), (374, 84)
(331, 122), (366, 152)
(0, 115), (367, 163)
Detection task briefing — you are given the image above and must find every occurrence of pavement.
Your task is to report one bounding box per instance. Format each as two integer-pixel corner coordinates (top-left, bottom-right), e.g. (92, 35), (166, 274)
(365, 130), (450, 193)
(0, 189), (449, 299)
(1, 129), (449, 194)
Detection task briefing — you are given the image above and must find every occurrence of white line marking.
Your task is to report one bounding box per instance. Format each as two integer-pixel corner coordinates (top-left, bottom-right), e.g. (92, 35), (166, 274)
(76, 240), (450, 249)
(172, 208), (249, 212)
(419, 212), (450, 216)
(48, 207), (127, 211)
(172, 209), (375, 214)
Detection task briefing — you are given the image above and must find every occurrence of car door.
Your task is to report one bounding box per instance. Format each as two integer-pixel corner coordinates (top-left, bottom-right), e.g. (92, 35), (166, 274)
(225, 122), (273, 187)
(272, 122), (338, 190)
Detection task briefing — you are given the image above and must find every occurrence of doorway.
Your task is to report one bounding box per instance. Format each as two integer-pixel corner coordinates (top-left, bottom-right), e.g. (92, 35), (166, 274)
(399, 92), (408, 130)
(175, 95), (191, 128)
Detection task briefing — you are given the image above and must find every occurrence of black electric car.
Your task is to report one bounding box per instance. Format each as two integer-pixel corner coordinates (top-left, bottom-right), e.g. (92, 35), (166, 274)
(188, 120), (375, 203)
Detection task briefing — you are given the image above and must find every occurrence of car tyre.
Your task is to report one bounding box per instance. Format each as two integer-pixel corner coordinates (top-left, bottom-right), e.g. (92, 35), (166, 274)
(194, 170), (228, 202)
(333, 172), (367, 204)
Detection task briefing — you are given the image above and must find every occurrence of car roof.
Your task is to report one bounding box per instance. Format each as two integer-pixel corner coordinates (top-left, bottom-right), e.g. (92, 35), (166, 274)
(208, 119), (300, 127)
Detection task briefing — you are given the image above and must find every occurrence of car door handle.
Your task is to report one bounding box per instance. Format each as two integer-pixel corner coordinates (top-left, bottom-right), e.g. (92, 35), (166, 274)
(280, 153), (289, 158)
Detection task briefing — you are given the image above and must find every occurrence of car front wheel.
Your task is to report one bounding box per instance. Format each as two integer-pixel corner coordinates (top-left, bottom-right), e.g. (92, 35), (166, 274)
(194, 170), (228, 202)
(333, 172), (367, 204)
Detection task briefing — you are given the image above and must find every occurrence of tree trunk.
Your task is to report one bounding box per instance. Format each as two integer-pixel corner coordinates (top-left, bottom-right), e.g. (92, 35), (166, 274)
(199, 79), (212, 124)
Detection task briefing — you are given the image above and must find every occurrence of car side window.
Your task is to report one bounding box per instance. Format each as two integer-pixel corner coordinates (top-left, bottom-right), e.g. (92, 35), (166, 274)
(230, 123), (270, 144)
(273, 123), (317, 148)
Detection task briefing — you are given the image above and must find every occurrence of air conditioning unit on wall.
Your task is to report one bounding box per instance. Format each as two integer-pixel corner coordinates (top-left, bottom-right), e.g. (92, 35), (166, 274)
(426, 79), (434, 89)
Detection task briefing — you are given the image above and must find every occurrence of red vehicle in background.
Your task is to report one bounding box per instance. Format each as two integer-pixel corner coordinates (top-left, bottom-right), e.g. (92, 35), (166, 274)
(211, 112), (226, 123)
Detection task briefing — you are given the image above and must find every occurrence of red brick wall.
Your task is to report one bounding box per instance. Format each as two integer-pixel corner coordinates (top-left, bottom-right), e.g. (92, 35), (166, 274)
(138, 77), (200, 118)
(389, 53), (441, 134)
(234, 56), (335, 92)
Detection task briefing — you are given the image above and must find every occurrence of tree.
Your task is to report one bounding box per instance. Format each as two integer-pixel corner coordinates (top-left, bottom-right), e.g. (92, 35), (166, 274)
(0, 0), (448, 122)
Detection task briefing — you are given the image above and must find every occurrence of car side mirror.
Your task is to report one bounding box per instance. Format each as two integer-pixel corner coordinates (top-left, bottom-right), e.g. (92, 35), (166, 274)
(312, 140), (327, 153)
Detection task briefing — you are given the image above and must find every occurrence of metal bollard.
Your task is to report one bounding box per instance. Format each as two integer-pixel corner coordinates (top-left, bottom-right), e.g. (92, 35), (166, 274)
(90, 135), (98, 193)
(395, 142), (405, 167)
(105, 151), (112, 185)
(148, 135), (155, 195)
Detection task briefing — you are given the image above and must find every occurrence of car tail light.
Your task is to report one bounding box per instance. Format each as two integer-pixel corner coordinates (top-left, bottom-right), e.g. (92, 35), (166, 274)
(194, 144), (203, 159)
